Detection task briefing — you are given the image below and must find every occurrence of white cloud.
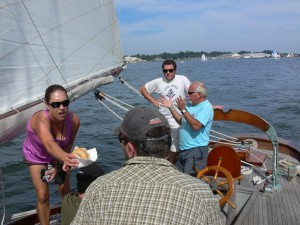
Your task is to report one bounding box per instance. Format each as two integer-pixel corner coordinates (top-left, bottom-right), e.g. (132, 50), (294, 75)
(115, 0), (300, 55)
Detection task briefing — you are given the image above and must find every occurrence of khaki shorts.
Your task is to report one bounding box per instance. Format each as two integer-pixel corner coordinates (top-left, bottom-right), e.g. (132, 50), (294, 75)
(170, 128), (180, 153)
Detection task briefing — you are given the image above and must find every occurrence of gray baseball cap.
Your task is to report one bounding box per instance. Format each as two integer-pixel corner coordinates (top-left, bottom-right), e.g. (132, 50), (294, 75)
(117, 107), (170, 141)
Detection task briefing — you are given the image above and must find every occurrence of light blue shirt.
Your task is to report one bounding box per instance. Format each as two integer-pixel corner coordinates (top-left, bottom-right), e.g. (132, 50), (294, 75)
(180, 100), (213, 150)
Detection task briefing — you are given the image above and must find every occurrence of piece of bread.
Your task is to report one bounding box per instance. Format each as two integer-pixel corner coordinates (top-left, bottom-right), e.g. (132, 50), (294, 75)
(73, 147), (89, 159)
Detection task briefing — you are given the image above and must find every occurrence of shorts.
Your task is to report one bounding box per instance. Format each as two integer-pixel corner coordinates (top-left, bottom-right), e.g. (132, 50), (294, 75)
(23, 157), (53, 166)
(170, 128), (180, 153)
(177, 146), (209, 176)
(55, 161), (66, 185)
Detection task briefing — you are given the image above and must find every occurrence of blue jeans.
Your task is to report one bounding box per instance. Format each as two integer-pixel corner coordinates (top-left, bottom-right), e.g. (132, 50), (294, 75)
(176, 146), (208, 176)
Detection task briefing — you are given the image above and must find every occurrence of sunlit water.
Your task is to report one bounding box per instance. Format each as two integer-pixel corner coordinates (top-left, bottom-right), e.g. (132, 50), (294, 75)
(1, 57), (299, 221)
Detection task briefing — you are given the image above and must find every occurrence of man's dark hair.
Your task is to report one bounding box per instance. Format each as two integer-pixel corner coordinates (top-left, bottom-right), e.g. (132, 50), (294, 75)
(162, 59), (177, 70)
(130, 126), (171, 158)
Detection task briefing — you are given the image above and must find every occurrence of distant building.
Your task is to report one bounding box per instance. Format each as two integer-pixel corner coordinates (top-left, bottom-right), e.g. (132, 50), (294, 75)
(124, 56), (145, 63)
(231, 53), (241, 58)
(242, 53), (270, 58)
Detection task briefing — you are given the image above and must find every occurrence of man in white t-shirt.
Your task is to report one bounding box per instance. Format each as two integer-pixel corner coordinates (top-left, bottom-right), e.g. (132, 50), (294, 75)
(140, 59), (224, 164)
(140, 59), (190, 163)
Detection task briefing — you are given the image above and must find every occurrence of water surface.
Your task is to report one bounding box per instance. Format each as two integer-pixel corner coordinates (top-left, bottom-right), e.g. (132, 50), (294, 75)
(1, 57), (299, 220)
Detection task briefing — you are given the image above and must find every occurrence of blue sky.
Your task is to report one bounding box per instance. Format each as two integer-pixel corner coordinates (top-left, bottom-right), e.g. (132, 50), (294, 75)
(114, 0), (300, 55)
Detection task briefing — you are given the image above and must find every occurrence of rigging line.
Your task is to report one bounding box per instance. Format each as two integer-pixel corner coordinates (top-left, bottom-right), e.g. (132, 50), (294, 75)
(209, 135), (241, 144)
(209, 140), (237, 147)
(118, 77), (141, 93)
(241, 160), (255, 168)
(100, 95), (131, 112)
(249, 146), (273, 158)
(96, 99), (124, 120)
(123, 82), (142, 97)
(101, 93), (135, 109)
(210, 130), (239, 141)
(21, 2), (72, 95)
(0, 166), (5, 225)
(119, 78), (143, 97)
(243, 148), (268, 171)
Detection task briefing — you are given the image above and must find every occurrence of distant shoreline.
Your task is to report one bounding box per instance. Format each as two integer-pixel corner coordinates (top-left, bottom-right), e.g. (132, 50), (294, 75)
(124, 51), (299, 63)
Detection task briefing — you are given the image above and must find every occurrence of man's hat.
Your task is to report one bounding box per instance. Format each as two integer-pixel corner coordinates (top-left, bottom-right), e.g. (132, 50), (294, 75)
(118, 107), (170, 142)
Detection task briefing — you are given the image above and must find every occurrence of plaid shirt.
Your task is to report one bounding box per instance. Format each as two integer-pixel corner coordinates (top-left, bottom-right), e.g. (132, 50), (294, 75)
(71, 157), (221, 225)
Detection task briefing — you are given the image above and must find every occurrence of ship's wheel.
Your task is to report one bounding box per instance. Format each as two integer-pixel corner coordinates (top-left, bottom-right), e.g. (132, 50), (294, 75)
(195, 160), (236, 208)
(194, 145), (244, 209)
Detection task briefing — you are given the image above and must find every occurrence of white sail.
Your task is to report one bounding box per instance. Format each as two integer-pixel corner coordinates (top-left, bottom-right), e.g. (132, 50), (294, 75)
(0, 0), (124, 144)
(201, 54), (207, 61)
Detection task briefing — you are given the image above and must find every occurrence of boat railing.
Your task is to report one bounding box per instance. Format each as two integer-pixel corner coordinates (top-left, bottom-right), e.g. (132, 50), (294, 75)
(213, 109), (281, 190)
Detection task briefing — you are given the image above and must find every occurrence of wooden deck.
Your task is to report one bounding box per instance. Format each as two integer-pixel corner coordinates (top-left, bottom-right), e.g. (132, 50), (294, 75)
(223, 152), (300, 225)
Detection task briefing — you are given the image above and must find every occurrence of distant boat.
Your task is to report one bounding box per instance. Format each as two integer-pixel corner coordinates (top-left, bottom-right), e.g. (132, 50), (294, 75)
(287, 53), (295, 58)
(201, 54), (208, 61)
(271, 50), (280, 59)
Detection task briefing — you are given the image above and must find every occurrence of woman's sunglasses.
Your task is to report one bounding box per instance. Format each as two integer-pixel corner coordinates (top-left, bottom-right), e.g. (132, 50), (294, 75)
(49, 100), (70, 108)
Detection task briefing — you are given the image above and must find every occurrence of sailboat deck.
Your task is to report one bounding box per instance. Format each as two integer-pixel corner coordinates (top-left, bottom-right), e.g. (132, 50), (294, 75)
(224, 152), (300, 225)
(7, 149), (300, 225)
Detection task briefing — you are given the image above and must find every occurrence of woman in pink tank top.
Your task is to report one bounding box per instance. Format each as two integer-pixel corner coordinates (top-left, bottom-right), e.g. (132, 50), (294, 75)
(23, 84), (80, 225)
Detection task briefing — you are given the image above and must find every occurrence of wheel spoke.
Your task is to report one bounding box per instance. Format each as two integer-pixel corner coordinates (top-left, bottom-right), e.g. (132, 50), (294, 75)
(218, 180), (229, 186)
(201, 175), (210, 183)
(215, 189), (225, 197)
(213, 170), (219, 180)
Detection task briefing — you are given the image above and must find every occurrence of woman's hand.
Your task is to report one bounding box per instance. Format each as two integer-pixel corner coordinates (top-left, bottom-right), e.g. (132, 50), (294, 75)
(45, 166), (58, 182)
(62, 153), (79, 171)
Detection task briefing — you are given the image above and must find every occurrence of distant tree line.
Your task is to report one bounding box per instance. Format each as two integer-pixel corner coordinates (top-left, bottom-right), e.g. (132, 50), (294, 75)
(127, 50), (288, 61)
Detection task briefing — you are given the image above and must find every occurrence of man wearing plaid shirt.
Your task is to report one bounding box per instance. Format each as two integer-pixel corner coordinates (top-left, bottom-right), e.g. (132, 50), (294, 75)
(72, 107), (221, 225)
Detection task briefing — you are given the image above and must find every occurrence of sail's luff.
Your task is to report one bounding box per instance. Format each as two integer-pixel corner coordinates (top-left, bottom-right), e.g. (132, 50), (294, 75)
(0, 0), (123, 144)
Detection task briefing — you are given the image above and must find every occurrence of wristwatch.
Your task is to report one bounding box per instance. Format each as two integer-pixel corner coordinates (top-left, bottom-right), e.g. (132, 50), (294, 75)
(181, 109), (187, 114)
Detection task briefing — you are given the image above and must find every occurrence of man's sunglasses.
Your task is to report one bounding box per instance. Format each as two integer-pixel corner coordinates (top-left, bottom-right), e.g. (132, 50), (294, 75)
(163, 69), (174, 73)
(118, 133), (129, 144)
(187, 92), (197, 95)
(49, 100), (70, 108)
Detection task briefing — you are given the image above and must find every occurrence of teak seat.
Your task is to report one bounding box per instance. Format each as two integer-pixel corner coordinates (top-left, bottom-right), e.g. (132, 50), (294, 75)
(207, 145), (243, 180)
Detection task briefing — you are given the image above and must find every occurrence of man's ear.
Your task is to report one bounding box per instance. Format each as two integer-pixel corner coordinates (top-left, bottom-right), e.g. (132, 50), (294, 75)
(127, 142), (137, 158)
